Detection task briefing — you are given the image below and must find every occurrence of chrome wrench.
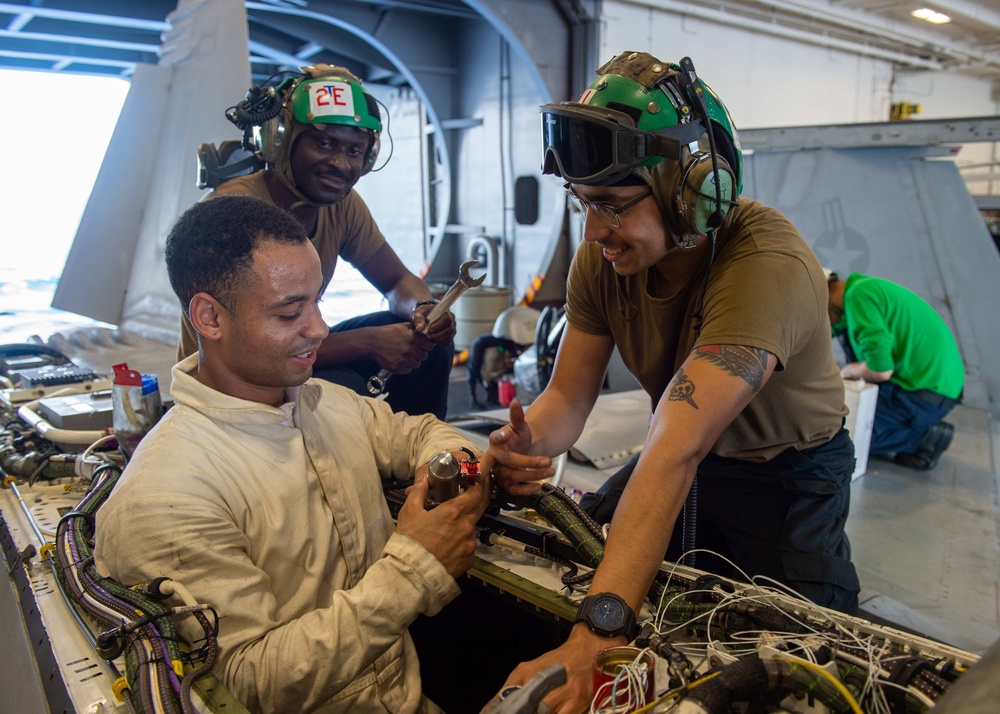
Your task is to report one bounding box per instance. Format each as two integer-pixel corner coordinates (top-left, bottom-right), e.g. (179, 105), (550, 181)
(366, 259), (486, 396)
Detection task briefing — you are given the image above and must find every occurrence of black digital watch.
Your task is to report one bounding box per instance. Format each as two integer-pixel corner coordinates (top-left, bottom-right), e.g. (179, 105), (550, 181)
(574, 592), (637, 640)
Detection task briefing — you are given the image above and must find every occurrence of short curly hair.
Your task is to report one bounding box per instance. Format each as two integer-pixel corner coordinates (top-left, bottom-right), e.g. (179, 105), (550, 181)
(165, 195), (307, 316)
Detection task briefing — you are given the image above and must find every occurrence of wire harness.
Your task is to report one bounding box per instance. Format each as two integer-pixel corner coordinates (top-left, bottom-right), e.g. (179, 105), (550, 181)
(468, 482), (975, 714)
(51, 461), (219, 713)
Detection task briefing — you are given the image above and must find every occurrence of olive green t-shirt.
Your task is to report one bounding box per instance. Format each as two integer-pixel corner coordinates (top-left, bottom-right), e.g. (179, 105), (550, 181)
(177, 172), (386, 360)
(566, 199), (846, 461)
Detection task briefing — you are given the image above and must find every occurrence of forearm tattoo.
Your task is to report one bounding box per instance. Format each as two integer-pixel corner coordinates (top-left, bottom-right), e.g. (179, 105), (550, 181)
(693, 345), (770, 392)
(667, 368), (698, 409)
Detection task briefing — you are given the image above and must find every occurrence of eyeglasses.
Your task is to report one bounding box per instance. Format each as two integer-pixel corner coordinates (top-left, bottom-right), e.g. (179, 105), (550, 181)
(564, 183), (652, 228)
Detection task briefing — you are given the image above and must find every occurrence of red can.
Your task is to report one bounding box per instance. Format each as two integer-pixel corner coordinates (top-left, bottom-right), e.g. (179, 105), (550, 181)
(498, 377), (516, 407)
(592, 646), (655, 712)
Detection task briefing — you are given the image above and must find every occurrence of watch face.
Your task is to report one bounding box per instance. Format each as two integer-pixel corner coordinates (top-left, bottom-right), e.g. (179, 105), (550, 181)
(593, 596), (627, 629)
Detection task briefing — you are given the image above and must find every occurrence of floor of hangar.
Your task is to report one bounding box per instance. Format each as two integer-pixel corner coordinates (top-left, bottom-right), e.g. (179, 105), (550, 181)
(445, 367), (1000, 656)
(847, 402), (1000, 654)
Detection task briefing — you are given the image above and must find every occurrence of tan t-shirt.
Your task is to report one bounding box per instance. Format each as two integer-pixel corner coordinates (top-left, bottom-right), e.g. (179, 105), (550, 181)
(566, 199), (846, 461)
(177, 172), (386, 360)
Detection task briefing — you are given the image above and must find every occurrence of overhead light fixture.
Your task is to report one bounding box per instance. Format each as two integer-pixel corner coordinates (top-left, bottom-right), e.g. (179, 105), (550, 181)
(912, 8), (952, 24)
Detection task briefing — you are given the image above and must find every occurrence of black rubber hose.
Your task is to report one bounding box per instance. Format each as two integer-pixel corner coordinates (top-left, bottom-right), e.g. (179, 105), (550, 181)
(507, 483), (606, 566)
(685, 656), (773, 712)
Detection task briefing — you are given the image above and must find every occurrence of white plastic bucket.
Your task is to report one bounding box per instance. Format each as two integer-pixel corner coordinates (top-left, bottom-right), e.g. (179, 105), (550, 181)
(453, 286), (510, 350)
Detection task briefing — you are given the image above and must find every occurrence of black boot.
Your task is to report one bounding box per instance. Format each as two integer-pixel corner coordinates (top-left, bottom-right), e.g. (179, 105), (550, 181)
(894, 421), (955, 471)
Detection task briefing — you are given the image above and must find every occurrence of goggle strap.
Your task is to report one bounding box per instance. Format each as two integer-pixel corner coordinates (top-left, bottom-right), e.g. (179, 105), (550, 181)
(646, 134), (681, 162)
(638, 120), (704, 162)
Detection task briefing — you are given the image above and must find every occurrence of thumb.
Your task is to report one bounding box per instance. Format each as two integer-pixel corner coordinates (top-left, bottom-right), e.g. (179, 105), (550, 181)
(509, 399), (525, 429)
(411, 312), (428, 333)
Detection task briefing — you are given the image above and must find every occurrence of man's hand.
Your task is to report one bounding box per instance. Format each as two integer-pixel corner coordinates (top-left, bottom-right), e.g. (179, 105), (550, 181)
(411, 302), (457, 346)
(487, 400), (553, 496)
(501, 625), (624, 714)
(840, 360), (893, 383)
(370, 322), (435, 373)
(395, 465), (492, 578)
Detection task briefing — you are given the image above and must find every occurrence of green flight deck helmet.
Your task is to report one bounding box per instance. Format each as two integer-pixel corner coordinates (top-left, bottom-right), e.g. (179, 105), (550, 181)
(541, 51), (743, 240)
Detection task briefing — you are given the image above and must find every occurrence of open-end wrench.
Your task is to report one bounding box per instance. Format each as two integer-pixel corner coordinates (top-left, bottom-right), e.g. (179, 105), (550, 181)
(366, 259), (486, 396)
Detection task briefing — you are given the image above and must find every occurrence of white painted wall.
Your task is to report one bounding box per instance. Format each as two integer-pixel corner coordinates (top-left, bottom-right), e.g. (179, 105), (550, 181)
(601, 1), (999, 196)
(600, 1), (894, 127)
(893, 70), (1000, 196)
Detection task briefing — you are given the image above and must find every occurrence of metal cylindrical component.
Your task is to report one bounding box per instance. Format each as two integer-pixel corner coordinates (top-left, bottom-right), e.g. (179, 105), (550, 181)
(427, 451), (461, 503)
(592, 646), (655, 712)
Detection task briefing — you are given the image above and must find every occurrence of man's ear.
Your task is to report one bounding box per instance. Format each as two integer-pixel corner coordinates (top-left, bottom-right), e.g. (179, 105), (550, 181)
(188, 293), (226, 343)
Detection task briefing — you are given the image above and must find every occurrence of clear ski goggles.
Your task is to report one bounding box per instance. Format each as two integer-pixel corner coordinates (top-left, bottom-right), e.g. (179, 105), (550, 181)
(540, 103), (703, 186)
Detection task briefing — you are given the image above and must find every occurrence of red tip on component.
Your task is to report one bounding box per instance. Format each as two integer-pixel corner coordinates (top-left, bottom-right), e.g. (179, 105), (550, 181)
(461, 460), (481, 479)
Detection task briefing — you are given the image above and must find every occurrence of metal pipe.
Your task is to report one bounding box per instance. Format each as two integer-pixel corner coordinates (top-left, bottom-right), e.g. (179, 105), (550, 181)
(929, 0), (1000, 31)
(753, 0), (992, 63)
(963, 171), (1000, 182)
(467, 235), (500, 287)
(617, 0), (945, 70)
(0, 28), (158, 53)
(2, 476), (50, 551)
(18, 397), (112, 446)
(0, 3), (167, 30)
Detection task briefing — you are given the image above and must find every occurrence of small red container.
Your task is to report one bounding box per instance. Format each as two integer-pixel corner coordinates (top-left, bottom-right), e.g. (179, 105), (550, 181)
(592, 646), (655, 712)
(498, 377), (516, 406)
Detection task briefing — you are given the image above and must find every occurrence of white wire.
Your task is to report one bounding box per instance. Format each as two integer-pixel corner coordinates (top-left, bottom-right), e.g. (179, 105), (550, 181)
(645, 547), (951, 712)
(75, 433), (122, 479)
(656, 550), (864, 652)
(589, 649), (653, 714)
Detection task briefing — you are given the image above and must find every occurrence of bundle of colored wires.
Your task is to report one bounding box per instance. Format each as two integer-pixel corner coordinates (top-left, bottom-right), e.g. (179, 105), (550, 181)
(590, 650), (654, 714)
(52, 461), (218, 713)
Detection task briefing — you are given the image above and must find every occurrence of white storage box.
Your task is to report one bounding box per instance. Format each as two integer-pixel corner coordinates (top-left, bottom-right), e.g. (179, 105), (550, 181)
(843, 378), (878, 479)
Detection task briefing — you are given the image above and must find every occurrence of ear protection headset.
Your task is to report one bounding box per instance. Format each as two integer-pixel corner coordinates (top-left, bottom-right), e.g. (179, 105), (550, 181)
(222, 64), (383, 204)
(673, 56), (738, 241)
(540, 51), (742, 243)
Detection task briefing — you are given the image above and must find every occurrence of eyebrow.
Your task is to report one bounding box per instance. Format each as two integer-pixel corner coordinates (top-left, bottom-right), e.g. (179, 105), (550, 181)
(306, 129), (367, 147)
(572, 186), (626, 203)
(269, 294), (311, 310)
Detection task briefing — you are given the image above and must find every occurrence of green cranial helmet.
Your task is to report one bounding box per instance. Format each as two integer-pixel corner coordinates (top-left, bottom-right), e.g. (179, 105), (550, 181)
(258, 65), (383, 200)
(540, 51), (742, 193)
(287, 70), (382, 133)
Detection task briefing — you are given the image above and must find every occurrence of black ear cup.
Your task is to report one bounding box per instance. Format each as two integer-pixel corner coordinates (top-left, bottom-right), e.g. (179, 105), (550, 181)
(675, 151), (736, 235)
(672, 57), (741, 239)
(361, 133), (380, 176)
(196, 143), (221, 189)
(267, 114), (289, 157)
(197, 141), (263, 189)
